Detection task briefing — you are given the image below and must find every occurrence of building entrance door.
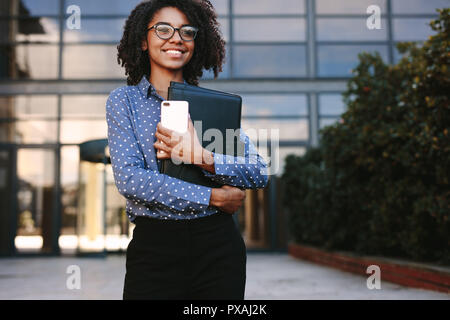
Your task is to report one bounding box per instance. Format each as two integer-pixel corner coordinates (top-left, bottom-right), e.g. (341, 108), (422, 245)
(0, 144), (15, 255)
(15, 147), (58, 254)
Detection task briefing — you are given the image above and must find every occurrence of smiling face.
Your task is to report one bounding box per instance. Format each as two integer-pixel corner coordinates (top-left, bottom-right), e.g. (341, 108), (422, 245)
(142, 7), (195, 73)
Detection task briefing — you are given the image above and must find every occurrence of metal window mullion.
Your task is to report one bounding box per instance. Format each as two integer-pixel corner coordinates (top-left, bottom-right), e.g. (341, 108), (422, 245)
(50, 0), (65, 255)
(387, 0), (394, 64)
(307, 0), (316, 78)
(229, 0), (234, 78)
(309, 93), (319, 147)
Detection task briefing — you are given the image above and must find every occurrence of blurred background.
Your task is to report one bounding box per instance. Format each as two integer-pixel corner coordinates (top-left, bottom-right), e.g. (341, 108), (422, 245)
(0, 0), (447, 258)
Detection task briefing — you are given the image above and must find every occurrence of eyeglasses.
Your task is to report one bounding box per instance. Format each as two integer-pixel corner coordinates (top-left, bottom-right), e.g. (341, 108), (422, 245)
(148, 23), (198, 42)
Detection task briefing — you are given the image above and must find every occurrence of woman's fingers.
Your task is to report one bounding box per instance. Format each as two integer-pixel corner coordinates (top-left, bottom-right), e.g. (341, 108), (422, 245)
(154, 140), (171, 153)
(155, 132), (171, 145)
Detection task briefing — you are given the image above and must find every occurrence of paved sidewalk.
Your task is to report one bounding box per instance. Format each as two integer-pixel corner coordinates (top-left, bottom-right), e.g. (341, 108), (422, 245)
(0, 253), (448, 300)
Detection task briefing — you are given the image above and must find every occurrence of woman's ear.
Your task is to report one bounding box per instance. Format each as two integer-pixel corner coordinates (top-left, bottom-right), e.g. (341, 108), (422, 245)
(141, 39), (148, 51)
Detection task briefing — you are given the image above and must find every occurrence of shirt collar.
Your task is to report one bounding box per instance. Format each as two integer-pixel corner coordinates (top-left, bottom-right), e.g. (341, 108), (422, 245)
(137, 75), (188, 100)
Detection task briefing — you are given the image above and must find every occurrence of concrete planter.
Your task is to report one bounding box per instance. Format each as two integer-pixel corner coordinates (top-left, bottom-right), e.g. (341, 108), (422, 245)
(288, 242), (450, 294)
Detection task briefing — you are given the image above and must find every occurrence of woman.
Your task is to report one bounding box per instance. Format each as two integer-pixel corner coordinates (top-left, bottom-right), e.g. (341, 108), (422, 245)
(106, 0), (268, 300)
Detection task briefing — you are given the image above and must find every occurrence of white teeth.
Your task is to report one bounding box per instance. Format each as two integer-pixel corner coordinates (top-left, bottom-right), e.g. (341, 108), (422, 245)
(166, 50), (183, 54)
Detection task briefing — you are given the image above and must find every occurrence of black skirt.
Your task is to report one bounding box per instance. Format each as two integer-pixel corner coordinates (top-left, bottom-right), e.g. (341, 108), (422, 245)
(123, 212), (247, 300)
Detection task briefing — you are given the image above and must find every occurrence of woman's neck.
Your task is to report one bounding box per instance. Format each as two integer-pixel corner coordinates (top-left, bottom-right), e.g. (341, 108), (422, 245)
(149, 66), (184, 100)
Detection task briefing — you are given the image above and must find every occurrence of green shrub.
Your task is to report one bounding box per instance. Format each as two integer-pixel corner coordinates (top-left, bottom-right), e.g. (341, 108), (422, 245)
(283, 9), (450, 264)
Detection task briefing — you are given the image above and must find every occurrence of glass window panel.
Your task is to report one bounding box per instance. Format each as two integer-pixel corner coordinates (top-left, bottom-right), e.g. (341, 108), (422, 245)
(210, 0), (229, 15)
(319, 94), (345, 115)
(278, 147), (306, 176)
(320, 118), (340, 129)
(66, 0), (142, 15)
(0, 119), (15, 142)
(318, 45), (389, 77)
(60, 120), (107, 144)
(393, 44), (423, 64)
(391, 0), (449, 14)
(13, 120), (58, 143)
(242, 94), (308, 116)
(0, 95), (58, 119)
(61, 146), (79, 237)
(316, 0), (387, 14)
(233, 0), (305, 15)
(0, 45), (59, 79)
(393, 18), (436, 41)
(234, 45), (307, 77)
(0, 97), (15, 119)
(218, 18), (229, 43)
(317, 18), (388, 41)
(63, 45), (124, 79)
(242, 119), (308, 141)
(21, 0), (60, 16)
(65, 18), (126, 42)
(15, 148), (55, 254)
(234, 18), (306, 42)
(0, 18), (59, 43)
(62, 95), (107, 118)
(393, 46), (404, 64)
(256, 146), (306, 176)
(201, 45), (230, 79)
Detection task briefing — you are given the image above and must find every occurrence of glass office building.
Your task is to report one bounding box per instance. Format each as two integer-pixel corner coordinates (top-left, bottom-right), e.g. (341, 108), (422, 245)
(0, 0), (447, 255)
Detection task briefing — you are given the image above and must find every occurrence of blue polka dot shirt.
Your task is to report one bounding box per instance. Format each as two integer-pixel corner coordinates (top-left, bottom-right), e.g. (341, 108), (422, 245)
(106, 75), (268, 221)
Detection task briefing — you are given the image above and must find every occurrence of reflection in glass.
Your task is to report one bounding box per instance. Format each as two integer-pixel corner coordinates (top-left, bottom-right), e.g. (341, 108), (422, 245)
(0, 45), (59, 79)
(0, 18), (59, 43)
(21, 0), (60, 16)
(241, 94), (308, 116)
(60, 120), (107, 144)
(234, 18), (306, 42)
(77, 144), (129, 254)
(61, 146), (79, 240)
(63, 45), (124, 78)
(393, 18), (436, 41)
(319, 94), (346, 116)
(234, 45), (307, 77)
(0, 96), (58, 119)
(391, 0), (449, 14)
(15, 148), (55, 253)
(318, 45), (389, 77)
(65, 0), (141, 15)
(233, 0), (305, 15)
(105, 165), (129, 251)
(11, 120), (58, 144)
(242, 118), (308, 141)
(317, 18), (388, 41)
(64, 18), (126, 43)
(62, 95), (108, 118)
(316, 0), (387, 14)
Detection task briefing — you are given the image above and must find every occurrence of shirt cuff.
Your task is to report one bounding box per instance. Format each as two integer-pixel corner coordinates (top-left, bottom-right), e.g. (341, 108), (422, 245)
(202, 152), (243, 178)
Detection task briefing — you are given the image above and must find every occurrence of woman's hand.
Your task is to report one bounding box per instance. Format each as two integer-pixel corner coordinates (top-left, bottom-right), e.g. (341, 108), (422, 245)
(210, 185), (246, 214)
(154, 117), (203, 164)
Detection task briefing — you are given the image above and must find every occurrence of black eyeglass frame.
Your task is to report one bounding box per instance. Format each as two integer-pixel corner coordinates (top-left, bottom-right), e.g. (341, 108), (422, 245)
(147, 23), (199, 42)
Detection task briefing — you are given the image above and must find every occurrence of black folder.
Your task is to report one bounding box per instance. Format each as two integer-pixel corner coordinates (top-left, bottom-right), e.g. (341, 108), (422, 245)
(160, 81), (243, 188)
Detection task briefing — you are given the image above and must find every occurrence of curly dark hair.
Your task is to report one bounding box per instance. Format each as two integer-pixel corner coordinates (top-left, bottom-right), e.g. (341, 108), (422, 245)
(117, 0), (226, 86)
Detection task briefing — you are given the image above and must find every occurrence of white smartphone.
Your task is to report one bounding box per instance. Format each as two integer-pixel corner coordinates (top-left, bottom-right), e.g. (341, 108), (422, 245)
(160, 100), (189, 133)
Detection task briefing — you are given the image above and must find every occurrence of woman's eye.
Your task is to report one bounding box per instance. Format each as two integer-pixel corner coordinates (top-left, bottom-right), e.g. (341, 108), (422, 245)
(158, 26), (171, 33)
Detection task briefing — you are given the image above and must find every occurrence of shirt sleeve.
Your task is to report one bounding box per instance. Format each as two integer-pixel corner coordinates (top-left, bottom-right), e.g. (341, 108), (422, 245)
(106, 89), (212, 213)
(201, 129), (269, 189)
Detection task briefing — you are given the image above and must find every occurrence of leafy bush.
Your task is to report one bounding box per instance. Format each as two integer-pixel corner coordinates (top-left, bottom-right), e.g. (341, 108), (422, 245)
(283, 9), (450, 264)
